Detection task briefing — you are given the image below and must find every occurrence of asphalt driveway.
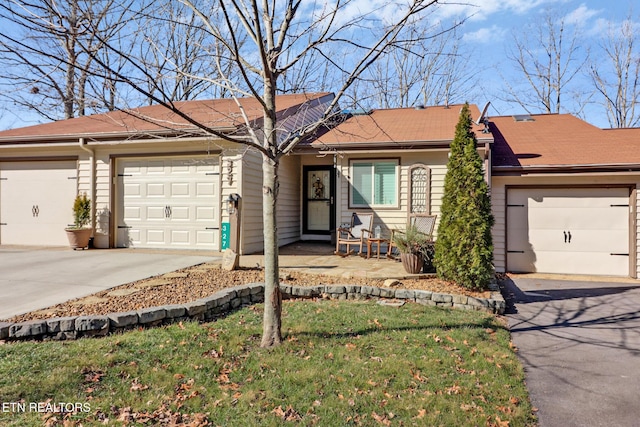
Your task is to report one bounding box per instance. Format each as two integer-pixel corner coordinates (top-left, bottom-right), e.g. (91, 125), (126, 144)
(0, 246), (219, 319)
(502, 276), (640, 427)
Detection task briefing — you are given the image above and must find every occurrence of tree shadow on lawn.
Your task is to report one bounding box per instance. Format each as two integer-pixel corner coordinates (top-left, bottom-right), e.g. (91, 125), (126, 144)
(289, 317), (501, 341)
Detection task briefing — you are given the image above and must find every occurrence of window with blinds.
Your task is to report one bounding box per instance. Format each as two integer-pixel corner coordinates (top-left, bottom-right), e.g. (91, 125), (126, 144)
(350, 160), (398, 207)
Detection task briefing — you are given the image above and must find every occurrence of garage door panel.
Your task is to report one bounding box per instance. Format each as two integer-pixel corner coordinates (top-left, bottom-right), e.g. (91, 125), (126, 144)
(171, 182), (190, 196)
(124, 206), (141, 220)
(196, 206), (215, 221)
(147, 161), (165, 173)
(171, 206), (190, 220)
(0, 161), (77, 246)
(124, 183), (141, 196)
(196, 182), (215, 196)
(510, 251), (629, 276)
(170, 230), (190, 244)
(170, 161), (190, 173)
(527, 228), (629, 252)
(146, 183), (165, 197)
(117, 156), (219, 249)
(147, 229), (165, 243)
(507, 187), (629, 276)
(146, 206), (165, 220)
(527, 207), (628, 230)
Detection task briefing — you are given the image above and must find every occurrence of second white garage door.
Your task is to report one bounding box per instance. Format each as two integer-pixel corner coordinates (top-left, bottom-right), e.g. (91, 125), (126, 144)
(507, 187), (630, 276)
(116, 156), (220, 250)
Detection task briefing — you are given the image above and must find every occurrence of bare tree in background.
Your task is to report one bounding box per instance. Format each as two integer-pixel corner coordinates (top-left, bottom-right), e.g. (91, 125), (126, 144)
(589, 14), (640, 128)
(0, 0), (132, 121)
(78, 0), (457, 347)
(500, 10), (588, 115)
(136, 1), (235, 103)
(362, 25), (476, 109)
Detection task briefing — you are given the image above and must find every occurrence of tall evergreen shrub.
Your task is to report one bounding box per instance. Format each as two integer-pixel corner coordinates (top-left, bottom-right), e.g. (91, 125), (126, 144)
(434, 103), (494, 290)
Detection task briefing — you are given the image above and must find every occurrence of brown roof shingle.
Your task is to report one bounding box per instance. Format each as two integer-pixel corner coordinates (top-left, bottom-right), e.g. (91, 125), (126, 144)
(308, 104), (488, 148)
(491, 113), (640, 169)
(0, 93), (329, 143)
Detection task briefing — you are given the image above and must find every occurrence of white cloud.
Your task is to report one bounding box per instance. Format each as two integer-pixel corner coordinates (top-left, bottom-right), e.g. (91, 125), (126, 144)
(435, 0), (565, 22)
(564, 3), (602, 26)
(462, 25), (508, 44)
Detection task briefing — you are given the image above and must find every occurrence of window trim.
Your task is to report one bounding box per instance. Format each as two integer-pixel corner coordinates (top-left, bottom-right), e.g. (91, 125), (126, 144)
(348, 158), (400, 209)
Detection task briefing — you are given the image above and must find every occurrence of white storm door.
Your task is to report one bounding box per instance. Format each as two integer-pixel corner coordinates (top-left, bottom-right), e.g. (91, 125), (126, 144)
(507, 187), (629, 276)
(0, 160), (77, 246)
(117, 156), (219, 249)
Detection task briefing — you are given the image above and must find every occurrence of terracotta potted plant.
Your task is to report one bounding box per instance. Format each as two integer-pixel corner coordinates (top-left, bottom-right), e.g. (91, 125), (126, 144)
(65, 193), (92, 250)
(392, 224), (434, 274)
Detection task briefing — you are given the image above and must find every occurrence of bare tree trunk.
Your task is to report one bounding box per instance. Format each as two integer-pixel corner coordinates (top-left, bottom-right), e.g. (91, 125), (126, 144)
(260, 154), (282, 348)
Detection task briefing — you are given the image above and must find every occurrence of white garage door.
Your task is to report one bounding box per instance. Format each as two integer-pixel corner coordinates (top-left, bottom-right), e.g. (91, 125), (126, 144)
(0, 160), (78, 246)
(116, 156), (220, 250)
(507, 187), (630, 276)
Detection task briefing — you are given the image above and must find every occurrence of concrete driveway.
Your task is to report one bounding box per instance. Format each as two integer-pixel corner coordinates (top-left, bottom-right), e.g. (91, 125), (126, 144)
(502, 275), (640, 427)
(0, 246), (219, 319)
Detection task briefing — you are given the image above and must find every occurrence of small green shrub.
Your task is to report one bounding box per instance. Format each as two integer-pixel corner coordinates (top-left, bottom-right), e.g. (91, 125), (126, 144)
(71, 193), (91, 229)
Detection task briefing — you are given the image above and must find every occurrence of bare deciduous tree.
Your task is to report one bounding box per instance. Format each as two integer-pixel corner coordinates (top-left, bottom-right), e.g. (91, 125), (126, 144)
(589, 14), (640, 128)
(135, 1), (236, 103)
(361, 25), (476, 109)
(501, 10), (588, 115)
(10, 0), (459, 347)
(0, 0), (132, 121)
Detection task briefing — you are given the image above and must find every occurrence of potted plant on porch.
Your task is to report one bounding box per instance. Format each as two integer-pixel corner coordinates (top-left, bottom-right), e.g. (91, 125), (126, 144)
(65, 193), (92, 250)
(392, 224), (434, 274)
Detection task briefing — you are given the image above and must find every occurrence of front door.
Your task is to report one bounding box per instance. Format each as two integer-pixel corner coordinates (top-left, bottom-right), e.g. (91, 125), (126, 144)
(303, 166), (335, 235)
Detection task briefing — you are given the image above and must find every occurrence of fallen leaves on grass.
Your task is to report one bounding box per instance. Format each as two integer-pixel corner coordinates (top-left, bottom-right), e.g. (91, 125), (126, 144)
(272, 405), (302, 421)
(129, 379), (149, 392)
(107, 404), (210, 427)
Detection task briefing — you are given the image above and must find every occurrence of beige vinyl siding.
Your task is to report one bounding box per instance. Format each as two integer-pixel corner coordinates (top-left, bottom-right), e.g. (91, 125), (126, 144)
(492, 174), (640, 278)
(239, 149), (265, 254)
(94, 156), (111, 247)
(91, 152), (113, 248)
(238, 150), (301, 254)
(79, 152), (116, 248)
(277, 155), (301, 246)
(490, 183), (506, 273)
(337, 151), (448, 237)
(77, 155), (91, 196)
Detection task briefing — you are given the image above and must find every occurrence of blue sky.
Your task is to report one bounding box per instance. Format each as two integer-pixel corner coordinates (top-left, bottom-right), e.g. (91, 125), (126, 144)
(452, 0), (638, 127)
(0, 0), (636, 130)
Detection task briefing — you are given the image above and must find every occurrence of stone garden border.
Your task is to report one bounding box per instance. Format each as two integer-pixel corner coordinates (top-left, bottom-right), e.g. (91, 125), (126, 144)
(0, 284), (505, 342)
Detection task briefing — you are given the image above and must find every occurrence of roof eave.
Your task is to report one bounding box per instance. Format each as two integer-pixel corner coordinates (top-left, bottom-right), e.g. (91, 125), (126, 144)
(0, 126), (239, 145)
(493, 163), (640, 175)
(296, 136), (493, 153)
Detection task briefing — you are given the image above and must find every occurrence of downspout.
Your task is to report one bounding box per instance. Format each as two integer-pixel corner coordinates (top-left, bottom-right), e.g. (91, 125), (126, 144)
(78, 137), (96, 239)
(484, 141), (492, 189)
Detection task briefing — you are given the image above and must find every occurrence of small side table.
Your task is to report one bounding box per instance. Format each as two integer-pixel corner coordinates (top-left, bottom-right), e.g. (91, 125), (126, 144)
(366, 238), (389, 259)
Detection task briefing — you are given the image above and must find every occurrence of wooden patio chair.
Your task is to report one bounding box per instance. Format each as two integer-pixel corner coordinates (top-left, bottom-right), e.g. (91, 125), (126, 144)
(387, 214), (437, 260)
(335, 212), (374, 256)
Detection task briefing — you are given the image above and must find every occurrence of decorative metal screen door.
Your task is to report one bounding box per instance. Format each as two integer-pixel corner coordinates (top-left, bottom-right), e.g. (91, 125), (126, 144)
(303, 165), (335, 234)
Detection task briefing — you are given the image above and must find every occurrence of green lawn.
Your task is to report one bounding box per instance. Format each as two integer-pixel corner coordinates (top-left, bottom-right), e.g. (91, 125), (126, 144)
(0, 300), (536, 426)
